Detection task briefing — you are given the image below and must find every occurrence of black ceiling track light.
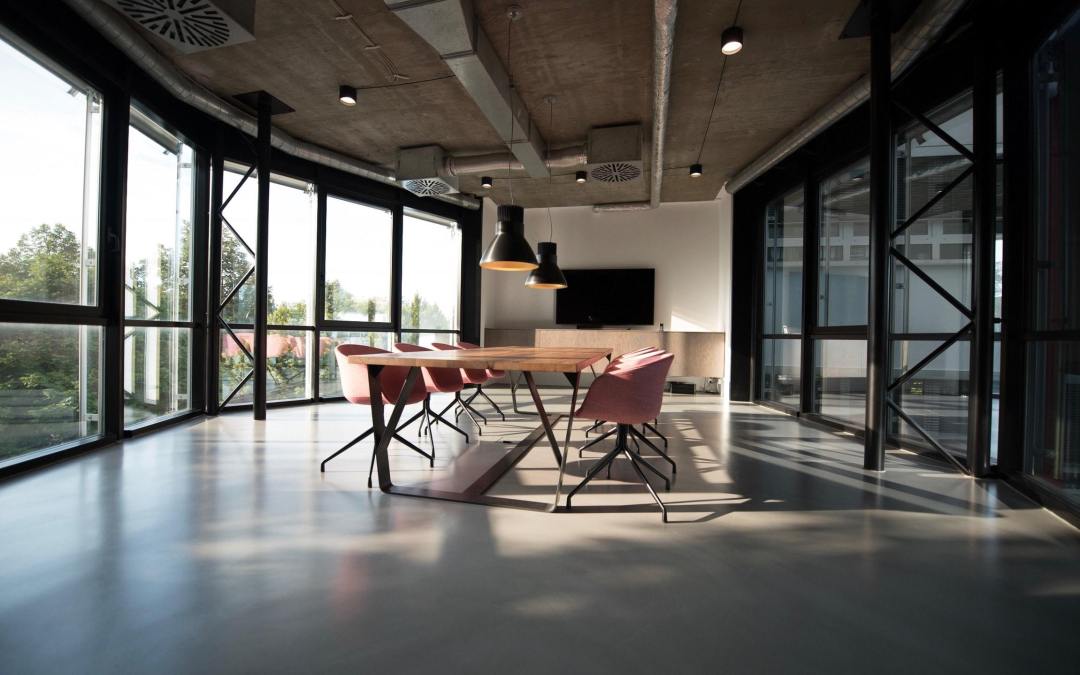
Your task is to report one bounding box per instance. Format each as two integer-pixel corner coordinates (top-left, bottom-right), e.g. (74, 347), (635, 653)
(338, 84), (357, 106)
(575, 170), (587, 183)
(689, 163), (703, 178)
(481, 175), (493, 188)
(479, 205), (538, 271)
(721, 25), (744, 55)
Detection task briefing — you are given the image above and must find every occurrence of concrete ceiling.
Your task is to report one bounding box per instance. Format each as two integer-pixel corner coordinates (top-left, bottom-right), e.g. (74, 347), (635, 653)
(134, 0), (871, 208)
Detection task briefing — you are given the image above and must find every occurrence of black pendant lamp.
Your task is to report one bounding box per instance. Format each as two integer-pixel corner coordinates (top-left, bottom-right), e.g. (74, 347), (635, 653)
(525, 242), (567, 289)
(480, 205), (538, 271)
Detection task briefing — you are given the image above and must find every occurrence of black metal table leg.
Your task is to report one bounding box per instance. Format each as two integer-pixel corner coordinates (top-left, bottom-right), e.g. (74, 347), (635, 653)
(523, 372), (563, 466)
(553, 371), (581, 510)
(367, 365), (422, 492)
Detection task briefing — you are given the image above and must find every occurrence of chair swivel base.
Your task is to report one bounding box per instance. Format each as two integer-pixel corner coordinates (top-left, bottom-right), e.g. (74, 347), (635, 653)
(566, 425), (671, 523)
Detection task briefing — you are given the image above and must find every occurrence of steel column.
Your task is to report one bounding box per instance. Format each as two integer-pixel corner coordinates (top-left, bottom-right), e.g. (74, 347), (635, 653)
(967, 7), (997, 477)
(101, 90), (130, 441)
(206, 135), (223, 414)
(864, 0), (892, 471)
(800, 177), (819, 414)
(253, 92), (271, 419)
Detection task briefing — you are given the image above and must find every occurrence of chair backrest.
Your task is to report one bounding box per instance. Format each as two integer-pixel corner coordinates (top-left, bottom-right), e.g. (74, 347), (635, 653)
(394, 342), (464, 392)
(583, 350), (674, 424)
(432, 342), (489, 384)
(606, 346), (664, 372)
(335, 344), (427, 405)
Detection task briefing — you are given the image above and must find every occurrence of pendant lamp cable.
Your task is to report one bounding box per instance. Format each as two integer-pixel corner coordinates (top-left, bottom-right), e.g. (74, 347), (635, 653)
(696, 0), (742, 164)
(545, 96), (555, 241)
(505, 16), (516, 206)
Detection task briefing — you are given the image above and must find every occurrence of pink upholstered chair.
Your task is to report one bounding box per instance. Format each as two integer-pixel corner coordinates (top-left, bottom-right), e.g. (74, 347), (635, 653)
(322, 344), (432, 488)
(566, 350), (676, 522)
(394, 342), (474, 443)
(585, 347), (669, 449)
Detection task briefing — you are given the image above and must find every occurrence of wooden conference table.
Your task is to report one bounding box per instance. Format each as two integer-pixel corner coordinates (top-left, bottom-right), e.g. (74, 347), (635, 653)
(347, 346), (612, 511)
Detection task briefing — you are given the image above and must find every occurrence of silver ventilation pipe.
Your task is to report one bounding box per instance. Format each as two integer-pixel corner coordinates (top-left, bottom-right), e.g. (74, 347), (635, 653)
(593, 0), (677, 213)
(444, 145), (587, 177)
(63, 0), (481, 210)
(724, 0), (966, 195)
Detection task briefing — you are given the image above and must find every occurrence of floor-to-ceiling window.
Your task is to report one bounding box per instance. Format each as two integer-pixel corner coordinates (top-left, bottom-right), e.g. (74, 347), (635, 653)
(216, 165), (317, 406)
(399, 208), (461, 348)
(0, 33), (103, 465)
(890, 91), (978, 459)
(814, 157), (870, 425)
(761, 186), (804, 409)
(320, 194), (396, 398)
(1025, 7), (1080, 508)
(124, 103), (195, 427)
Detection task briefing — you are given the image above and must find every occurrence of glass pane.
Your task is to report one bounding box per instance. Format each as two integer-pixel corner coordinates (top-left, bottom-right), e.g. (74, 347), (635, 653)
(1025, 341), (1080, 507)
(399, 331), (458, 350)
(0, 38), (101, 306)
(761, 338), (800, 408)
(1033, 9), (1080, 332)
(324, 197), (392, 322)
(319, 331), (395, 398)
(124, 326), (190, 426)
(219, 329), (253, 407)
(893, 92), (974, 334)
(819, 158), (869, 327)
(814, 339), (866, 426)
(217, 329), (314, 405)
(0, 324), (101, 464)
(401, 210), (461, 331)
(763, 187), (803, 335)
(220, 166), (257, 325)
(268, 179), (316, 326)
(267, 329), (312, 402)
(890, 339), (970, 457)
(125, 106), (194, 321)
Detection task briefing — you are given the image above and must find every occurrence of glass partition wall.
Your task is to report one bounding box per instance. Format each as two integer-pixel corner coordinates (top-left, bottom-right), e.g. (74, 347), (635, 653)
(0, 34), (103, 467)
(0, 19), (478, 471)
(754, 84), (1003, 463)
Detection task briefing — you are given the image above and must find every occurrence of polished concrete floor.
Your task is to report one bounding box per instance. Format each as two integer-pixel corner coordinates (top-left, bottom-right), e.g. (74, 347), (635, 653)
(1, 389), (1079, 674)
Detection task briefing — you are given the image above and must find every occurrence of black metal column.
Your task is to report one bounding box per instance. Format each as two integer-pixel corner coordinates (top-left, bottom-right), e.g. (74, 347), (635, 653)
(864, 0), (892, 471)
(967, 7), (997, 476)
(800, 178), (819, 414)
(101, 90), (130, 441)
(253, 93), (272, 420)
(206, 133), (224, 415)
(190, 147), (211, 414)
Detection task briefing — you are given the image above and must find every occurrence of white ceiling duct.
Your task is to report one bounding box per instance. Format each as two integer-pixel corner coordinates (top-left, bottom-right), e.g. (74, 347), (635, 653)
(62, 0), (481, 210)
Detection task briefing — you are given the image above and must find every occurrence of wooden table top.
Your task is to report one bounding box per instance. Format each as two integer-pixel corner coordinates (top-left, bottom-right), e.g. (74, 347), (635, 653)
(346, 346), (612, 373)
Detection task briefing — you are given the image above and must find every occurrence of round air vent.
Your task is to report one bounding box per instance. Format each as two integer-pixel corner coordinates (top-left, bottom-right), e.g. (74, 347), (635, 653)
(591, 162), (642, 183)
(403, 178), (452, 196)
(116, 0), (233, 50)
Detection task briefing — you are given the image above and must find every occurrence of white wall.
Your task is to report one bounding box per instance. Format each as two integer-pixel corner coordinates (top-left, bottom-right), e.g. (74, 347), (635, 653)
(480, 192), (734, 393)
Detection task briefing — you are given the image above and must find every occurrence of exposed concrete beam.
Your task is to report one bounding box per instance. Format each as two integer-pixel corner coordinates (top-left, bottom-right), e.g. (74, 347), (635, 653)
(385, 0), (550, 178)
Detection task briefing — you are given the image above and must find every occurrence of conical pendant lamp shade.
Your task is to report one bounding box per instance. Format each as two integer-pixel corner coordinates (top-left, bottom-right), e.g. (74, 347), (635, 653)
(525, 241), (567, 289)
(480, 205), (538, 271)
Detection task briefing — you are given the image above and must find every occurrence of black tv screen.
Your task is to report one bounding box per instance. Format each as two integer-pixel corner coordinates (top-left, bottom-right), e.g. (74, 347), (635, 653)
(555, 268), (655, 326)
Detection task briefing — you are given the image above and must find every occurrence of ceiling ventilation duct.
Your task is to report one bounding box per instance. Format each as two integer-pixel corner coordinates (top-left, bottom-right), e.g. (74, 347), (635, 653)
(586, 125), (644, 183)
(102, 0), (255, 53)
(397, 145), (460, 196)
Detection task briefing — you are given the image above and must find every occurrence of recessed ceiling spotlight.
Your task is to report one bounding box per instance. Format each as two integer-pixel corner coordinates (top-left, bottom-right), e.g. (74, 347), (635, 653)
(721, 26), (743, 56)
(481, 176), (493, 189)
(689, 163), (703, 178)
(338, 85), (357, 106)
(575, 170), (587, 184)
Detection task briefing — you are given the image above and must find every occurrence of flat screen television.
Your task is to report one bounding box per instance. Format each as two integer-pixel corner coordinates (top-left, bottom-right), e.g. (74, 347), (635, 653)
(555, 268), (655, 326)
